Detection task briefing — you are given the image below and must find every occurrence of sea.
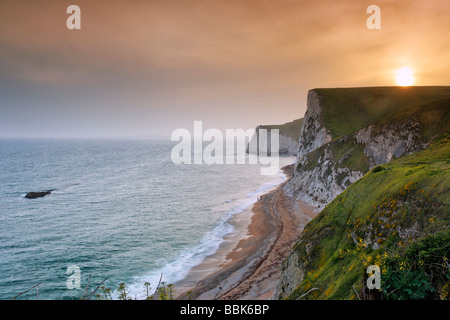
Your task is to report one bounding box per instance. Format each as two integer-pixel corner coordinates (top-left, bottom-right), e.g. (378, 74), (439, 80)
(0, 138), (293, 300)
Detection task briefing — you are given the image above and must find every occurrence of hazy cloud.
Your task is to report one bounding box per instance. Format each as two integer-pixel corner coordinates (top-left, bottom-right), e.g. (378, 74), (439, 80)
(0, 0), (449, 137)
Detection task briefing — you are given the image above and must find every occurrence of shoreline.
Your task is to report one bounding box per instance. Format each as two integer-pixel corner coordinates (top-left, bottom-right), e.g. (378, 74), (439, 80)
(174, 164), (318, 300)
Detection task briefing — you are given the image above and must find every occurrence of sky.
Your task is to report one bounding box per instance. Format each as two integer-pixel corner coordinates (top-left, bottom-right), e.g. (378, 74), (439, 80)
(0, 0), (449, 138)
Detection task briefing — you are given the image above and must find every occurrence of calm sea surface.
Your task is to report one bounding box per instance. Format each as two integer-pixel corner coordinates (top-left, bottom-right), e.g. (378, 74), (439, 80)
(0, 138), (292, 299)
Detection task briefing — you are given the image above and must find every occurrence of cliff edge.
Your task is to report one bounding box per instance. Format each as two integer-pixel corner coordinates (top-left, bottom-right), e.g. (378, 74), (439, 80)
(247, 118), (303, 156)
(284, 86), (450, 208)
(276, 86), (450, 300)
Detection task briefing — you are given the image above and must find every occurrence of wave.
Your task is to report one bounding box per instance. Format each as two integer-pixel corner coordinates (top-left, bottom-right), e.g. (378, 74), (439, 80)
(125, 165), (288, 299)
(246, 170), (287, 197)
(126, 216), (234, 299)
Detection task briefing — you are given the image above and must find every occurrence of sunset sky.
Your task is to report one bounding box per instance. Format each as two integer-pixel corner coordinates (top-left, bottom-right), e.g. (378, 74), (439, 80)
(1, 0), (449, 137)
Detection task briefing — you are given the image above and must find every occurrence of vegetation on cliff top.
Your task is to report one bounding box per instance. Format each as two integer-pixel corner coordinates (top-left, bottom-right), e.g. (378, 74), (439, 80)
(283, 131), (450, 300)
(257, 118), (303, 141)
(297, 98), (450, 176)
(314, 86), (450, 139)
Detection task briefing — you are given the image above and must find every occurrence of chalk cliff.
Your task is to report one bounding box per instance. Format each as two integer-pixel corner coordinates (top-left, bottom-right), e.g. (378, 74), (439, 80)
(284, 87), (450, 208)
(247, 118), (303, 156)
(275, 86), (450, 300)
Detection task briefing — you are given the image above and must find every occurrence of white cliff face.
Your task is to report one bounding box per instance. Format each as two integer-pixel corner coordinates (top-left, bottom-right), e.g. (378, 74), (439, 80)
(275, 90), (449, 300)
(284, 143), (364, 208)
(274, 251), (304, 299)
(278, 135), (299, 155)
(247, 127), (300, 156)
(285, 97), (430, 210)
(295, 90), (332, 165)
(356, 117), (427, 168)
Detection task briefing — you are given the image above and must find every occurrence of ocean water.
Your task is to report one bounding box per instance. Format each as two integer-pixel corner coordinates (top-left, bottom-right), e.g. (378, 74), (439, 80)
(0, 138), (293, 300)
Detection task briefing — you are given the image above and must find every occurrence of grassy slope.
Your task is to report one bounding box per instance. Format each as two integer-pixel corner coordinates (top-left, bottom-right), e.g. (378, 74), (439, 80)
(315, 86), (450, 139)
(285, 131), (450, 300)
(297, 98), (450, 175)
(259, 118), (303, 141)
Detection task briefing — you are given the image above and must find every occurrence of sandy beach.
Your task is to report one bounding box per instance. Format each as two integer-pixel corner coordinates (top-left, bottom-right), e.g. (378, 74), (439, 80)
(175, 164), (318, 300)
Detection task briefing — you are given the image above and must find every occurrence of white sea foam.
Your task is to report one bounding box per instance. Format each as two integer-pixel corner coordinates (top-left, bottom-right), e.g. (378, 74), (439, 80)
(125, 160), (291, 299)
(0, 138), (295, 300)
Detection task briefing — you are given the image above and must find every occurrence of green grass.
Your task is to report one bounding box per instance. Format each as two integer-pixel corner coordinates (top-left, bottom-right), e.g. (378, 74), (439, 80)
(259, 118), (303, 141)
(314, 86), (450, 139)
(285, 132), (450, 300)
(296, 97), (450, 177)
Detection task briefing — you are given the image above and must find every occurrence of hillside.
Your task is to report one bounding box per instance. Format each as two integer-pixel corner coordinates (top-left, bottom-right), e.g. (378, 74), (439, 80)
(285, 87), (450, 208)
(274, 86), (450, 300)
(317, 86), (450, 139)
(295, 86), (450, 160)
(260, 118), (304, 141)
(284, 98), (450, 207)
(276, 132), (450, 300)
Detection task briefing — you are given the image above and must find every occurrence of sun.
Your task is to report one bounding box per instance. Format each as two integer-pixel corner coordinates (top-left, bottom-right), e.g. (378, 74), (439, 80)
(396, 67), (415, 86)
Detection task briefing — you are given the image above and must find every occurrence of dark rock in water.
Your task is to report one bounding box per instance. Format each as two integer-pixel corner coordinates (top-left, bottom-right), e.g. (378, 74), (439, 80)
(25, 190), (54, 199)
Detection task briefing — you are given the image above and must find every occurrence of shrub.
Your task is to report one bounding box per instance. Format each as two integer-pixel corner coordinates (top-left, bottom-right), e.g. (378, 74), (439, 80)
(381, 231), (449, 300)
(372, 165), (385, 173)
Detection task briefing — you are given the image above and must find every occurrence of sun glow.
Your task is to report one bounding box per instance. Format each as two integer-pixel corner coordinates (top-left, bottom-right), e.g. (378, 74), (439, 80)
(396, 67), (415, 86)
